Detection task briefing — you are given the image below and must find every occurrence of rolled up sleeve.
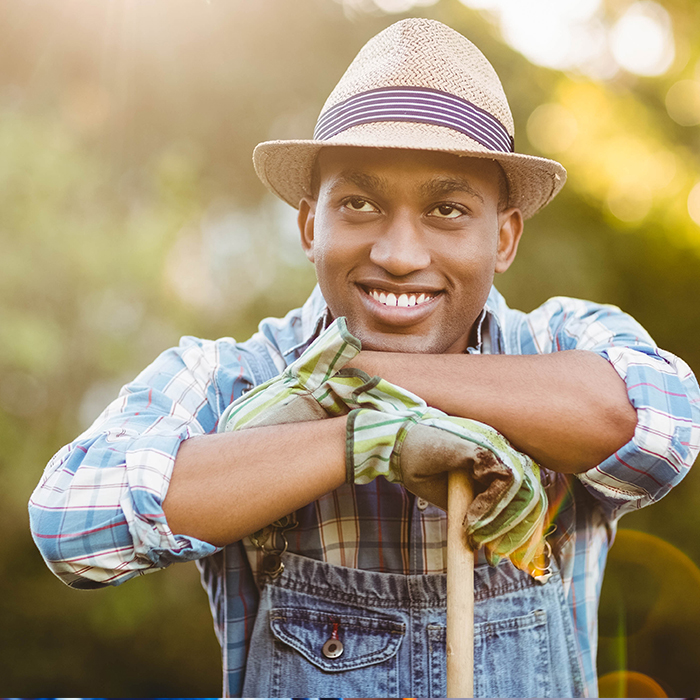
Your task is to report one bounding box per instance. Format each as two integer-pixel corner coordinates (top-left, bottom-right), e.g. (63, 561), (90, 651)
(29, 335), (255, 588)
(525, 296), (700, 520)
(579, 345), (700, 519)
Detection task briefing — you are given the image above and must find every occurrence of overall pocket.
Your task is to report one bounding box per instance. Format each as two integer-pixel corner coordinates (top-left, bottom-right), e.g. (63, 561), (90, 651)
(268, 607), (405, 697)
(428, 609), (552, 698)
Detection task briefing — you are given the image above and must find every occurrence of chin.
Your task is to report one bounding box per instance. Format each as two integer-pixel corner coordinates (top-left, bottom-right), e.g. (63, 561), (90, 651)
(353, 329), (444, 354)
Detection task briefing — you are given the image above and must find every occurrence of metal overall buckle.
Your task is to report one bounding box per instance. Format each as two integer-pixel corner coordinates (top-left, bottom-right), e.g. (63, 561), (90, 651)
(249, 513), (298, 581)
(531, 539), (553, 584)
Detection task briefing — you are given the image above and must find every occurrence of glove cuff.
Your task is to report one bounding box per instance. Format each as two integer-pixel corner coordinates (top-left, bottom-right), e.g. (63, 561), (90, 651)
(289, 317), (361, 392)
(218, 317), (361, 432)
(345, 408), (408, 485)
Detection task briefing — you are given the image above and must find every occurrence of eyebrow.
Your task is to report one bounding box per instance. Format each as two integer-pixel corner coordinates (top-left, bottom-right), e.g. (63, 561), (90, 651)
(420, 176), (485, 204)
(326, 170), (390, 196)
(325, 170), (486, 204)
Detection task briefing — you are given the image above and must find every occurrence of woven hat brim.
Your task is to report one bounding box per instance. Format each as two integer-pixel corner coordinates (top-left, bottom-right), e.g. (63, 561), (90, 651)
(253, 123), (566, 220)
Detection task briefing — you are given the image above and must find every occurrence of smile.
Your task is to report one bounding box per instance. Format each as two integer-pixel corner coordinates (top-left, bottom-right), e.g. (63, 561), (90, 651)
(365, 287), (437, 308)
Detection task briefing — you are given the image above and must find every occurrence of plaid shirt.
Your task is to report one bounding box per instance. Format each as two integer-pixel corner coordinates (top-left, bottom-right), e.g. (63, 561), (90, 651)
(29, 285), (700, 697)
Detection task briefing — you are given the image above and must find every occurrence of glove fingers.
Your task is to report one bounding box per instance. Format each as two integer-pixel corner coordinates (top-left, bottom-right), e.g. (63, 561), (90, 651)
(483, 491), (547, 565)
(464, 455), (518, 530)
(316, 369), (374, 416)
(327, 369), (428, 414)
(466, 467), (539, 546)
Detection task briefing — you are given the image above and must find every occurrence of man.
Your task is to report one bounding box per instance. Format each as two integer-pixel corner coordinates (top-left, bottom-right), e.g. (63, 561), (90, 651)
(29, 18), (699, 698)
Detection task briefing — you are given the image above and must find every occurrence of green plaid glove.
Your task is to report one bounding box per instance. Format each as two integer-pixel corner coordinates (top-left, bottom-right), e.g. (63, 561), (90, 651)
(325, 367), (428, 415)
(217, 315), (549, 573)
(218, 317), (361, 432)
(346, 406), (548, 571)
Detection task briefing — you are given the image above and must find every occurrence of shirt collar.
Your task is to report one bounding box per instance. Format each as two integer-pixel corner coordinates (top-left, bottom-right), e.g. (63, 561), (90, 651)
(281, 285), (333, 359)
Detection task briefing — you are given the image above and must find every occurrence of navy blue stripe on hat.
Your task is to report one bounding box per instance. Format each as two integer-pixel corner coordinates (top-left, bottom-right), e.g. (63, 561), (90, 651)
(313, 86), (514, 153)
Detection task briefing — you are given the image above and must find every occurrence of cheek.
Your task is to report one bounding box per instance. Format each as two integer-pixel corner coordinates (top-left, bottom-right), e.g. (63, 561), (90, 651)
(313, 228), (364, 275)
(312, 238), (342, 278)
(437, 237), (498, 276)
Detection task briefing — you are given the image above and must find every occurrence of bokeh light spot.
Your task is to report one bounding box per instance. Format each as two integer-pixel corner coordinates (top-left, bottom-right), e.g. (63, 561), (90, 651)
(371, 0), (438, 12)
(687, 181), (700, 226)
(607, 187), (652, 223)
(598, 670), (668, 698)
(457, 0), (501, 9)
(610, 2), (675, 77)
(526, 103), (578, 154)
(598, 529), (700, 697)
(165, 227), (224, 313)
(646, 149), (677, 191)
(665, 79), (700, 126)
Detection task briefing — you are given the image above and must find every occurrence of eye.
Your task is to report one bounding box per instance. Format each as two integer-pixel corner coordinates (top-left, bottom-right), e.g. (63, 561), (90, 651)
(343, 197), (378, 213)
(428, 203), (466, 219)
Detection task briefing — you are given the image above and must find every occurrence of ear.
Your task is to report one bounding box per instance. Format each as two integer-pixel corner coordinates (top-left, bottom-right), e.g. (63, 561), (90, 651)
(298, 197), (317, 263)
(495, 207), (523, 273)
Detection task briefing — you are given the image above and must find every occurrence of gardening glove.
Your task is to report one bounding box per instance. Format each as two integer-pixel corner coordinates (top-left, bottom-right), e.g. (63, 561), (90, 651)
(218, 318), (433, 432)
(324, 366), (429, 416)
(346, 406), (548, 572)
(218, 317), (361, 432)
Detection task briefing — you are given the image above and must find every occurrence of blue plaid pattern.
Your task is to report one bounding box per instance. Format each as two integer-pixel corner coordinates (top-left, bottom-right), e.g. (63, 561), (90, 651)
(29, 285), (700, 696)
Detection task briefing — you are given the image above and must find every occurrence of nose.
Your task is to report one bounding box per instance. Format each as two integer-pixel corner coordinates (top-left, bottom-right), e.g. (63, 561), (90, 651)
(369, 211), (431, 277)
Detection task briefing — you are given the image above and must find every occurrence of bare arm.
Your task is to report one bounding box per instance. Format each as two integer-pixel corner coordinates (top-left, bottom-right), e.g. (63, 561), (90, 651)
(163, 348), (635, 544)
(163, 417), (347, 546)
(349, 349), (637, 473)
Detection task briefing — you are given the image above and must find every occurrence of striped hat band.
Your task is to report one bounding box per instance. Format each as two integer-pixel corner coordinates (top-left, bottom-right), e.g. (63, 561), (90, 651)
(313, 86), (515, 154)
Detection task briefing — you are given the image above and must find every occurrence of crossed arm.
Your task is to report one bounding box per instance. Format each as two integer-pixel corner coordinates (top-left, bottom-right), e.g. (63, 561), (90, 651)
(348, 349), (637, 472)
(30, 294), (699, 586)
(164, 349), (637, 545)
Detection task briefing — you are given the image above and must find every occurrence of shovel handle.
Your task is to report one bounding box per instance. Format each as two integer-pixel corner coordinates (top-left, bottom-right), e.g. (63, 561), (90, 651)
(446, 469), (475, 698)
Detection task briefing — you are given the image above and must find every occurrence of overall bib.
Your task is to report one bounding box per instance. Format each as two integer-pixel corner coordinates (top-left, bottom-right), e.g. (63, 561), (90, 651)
(242, 551), (586, 698)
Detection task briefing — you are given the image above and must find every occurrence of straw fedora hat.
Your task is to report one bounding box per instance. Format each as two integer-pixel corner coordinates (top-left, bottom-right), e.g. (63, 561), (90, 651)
(253, 18), (566, 220)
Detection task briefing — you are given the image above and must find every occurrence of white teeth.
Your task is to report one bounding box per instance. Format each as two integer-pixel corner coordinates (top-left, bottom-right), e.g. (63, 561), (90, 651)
(367, 288), (434, 307)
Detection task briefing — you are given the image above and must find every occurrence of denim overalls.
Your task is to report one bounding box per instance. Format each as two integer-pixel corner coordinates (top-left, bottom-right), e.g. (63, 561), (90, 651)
(217, 326), (587, 697)
(241, 550), (585, 698)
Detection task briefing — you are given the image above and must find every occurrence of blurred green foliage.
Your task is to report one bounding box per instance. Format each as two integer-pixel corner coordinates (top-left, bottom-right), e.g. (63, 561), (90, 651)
(2, 0), (700, 696)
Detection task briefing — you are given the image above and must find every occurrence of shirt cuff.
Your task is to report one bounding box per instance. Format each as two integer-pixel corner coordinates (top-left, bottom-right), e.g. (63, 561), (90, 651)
(123, 429), (221, 568)
(577, 345), (699, 520)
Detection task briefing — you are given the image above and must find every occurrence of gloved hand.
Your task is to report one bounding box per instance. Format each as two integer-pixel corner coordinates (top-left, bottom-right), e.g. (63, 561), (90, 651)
(346, 405), (548, 571)
(218, 317), (361, 432)
(218, 317), (549, 573)
(324, 366), (428, 415)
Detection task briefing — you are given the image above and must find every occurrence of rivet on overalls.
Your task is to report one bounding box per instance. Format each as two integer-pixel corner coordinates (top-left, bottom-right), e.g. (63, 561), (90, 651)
(322, 621), (344, 658)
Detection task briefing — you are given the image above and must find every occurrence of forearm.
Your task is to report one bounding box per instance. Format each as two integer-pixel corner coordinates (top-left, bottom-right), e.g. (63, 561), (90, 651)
(163, 416), (348, 546)
(349, 349), (637, 473)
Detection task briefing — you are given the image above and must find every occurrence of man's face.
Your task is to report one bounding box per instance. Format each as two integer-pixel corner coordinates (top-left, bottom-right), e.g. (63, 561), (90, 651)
(298, 147), (522, 354)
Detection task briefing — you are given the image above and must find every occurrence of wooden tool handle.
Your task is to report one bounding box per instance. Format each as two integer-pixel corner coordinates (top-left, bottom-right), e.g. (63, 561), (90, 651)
(446, 469), (475, 699)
